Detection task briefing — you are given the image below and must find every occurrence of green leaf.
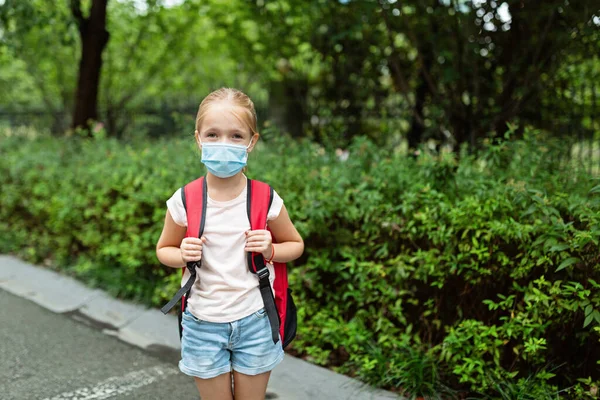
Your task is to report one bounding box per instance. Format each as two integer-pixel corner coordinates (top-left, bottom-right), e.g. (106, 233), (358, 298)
(589, 184), (600, 194)
(584, 313), (594, 328)
(555, 257), (579, 272)
(549, 243), (570, 252)
(521, 204), (537, 217)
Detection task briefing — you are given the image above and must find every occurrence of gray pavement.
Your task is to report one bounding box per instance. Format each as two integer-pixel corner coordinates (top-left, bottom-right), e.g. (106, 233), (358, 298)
(0, 255), (400, 400)
(0, 289), (197, 400)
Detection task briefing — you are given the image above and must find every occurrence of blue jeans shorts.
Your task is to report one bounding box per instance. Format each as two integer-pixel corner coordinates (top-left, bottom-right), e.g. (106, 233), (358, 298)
(179, 307), (284, 379)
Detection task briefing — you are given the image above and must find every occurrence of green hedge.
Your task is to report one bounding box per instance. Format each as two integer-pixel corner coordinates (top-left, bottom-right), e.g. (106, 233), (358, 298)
(1, 128), (599, 399)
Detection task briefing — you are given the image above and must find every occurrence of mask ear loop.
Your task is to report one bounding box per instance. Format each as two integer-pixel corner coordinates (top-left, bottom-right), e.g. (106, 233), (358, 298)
(196, 130), (203, 150)
(242, 139), (254, 175)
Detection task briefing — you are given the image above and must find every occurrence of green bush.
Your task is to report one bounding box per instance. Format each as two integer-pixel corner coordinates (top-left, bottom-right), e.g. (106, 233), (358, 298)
(1, 127), (599, 398)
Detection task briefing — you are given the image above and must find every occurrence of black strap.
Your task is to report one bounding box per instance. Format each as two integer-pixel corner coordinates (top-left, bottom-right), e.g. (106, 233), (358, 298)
(268, 186), (274, 213)
(161, 262), (198, 314)
(254, 256), (280, 344)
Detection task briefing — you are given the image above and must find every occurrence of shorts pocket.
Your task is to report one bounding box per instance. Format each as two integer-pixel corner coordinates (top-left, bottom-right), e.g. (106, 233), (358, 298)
(182, 308), (203, 323)
(253, 308), (267, 319)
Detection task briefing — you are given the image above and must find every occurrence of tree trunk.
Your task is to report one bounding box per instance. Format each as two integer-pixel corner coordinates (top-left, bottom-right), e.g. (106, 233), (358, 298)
(268, 78), (308, 139)
(71, 0), (109, 134)
(408, 76), (427, 152)
(408, 38), (434, 152)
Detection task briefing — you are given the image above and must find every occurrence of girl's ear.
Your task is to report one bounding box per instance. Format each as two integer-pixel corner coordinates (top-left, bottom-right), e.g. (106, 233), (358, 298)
(247, 133), (260, 153)
(195, 130), (201, 148)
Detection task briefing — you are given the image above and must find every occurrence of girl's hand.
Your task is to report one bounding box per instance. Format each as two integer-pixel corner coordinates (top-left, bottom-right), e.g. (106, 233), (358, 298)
(245, 230), (272, 259)
(180, 236), (207, 264)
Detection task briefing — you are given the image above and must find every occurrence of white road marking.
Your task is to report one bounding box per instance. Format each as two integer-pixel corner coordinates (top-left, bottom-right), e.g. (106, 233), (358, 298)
(42, 365), (179, 400)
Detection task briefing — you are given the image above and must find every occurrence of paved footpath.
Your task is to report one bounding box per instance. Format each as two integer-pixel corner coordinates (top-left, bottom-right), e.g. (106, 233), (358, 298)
(0, 255), (400, 400)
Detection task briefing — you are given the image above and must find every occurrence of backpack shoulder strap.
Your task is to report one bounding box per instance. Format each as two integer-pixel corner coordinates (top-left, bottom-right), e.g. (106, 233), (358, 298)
(246, 179), (280, 344)
(246, 179), (273, 273)
(183, 176), (208, 239)
(160, 176), (207, 315)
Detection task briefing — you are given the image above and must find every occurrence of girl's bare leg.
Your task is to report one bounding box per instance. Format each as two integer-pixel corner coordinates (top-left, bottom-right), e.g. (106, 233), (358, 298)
(232, 370), (271, 400)
(193, 372), (233, 400)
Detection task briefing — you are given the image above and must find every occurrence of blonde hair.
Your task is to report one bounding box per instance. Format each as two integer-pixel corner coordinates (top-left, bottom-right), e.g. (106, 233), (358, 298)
(195, 88), (258, 137)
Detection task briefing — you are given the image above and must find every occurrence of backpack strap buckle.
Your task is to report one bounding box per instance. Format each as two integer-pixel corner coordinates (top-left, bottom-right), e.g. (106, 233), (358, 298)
(256, 267), (270, 281)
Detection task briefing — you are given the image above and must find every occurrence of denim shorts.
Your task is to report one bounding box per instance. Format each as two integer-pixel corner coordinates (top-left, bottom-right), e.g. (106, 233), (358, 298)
(179, 307), (284, 379)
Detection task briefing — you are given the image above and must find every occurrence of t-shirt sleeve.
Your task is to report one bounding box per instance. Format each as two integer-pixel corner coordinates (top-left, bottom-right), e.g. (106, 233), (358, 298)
(267, 189), (284, 221)
(166, 188), (187, 227)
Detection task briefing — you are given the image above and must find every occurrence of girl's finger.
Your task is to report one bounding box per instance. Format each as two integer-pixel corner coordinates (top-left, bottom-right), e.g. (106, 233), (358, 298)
(184, 251), (203, 256)
(182, 245), (203, 252)
(183, 242), (204, 248)
(245, 237), (266, 244)
(246, 230), (269, 237)
(184, 237), (205, 245)
(245, 244), (267, 251)
(244, 246), (264, 252)
(183, 248), (202, 252)
(246, 233), (269, 240)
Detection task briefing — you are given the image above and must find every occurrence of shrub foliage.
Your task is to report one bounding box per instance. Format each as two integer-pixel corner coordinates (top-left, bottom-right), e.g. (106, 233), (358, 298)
(1, 129), (599, 398)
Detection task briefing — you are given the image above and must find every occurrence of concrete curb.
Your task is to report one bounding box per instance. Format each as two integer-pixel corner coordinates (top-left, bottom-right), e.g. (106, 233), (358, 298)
(0, 255), (401, 399)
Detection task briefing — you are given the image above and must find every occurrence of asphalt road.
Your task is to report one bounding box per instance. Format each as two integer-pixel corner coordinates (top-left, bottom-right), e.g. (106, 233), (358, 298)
(0, 289), (202, 400)
(0, 255), (400, 400)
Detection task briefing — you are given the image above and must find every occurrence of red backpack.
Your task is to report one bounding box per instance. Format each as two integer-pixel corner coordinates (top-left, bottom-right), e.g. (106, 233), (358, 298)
(161, 176), (297, 348)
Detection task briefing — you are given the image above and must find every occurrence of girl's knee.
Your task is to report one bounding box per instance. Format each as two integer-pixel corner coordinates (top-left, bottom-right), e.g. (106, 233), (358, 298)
(232, 370), (272, 400)
(193, 372), (233, 400)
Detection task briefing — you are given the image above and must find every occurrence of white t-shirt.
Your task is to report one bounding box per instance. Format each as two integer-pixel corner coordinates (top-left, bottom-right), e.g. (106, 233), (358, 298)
(166, 180), (283, 323)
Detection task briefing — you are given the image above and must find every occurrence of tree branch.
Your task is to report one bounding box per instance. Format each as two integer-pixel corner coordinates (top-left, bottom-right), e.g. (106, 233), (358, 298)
(493, 8), (558, 130)
(380, 7), (425, 127)
(396, 5), (440, 102)
(112, 5), (200, 111)
(69, 0), (86, 34)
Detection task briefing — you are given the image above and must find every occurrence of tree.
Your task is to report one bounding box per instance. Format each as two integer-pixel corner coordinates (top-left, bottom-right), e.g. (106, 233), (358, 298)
(379, 0), (599, 150)
(0, 1), (79, 133)
(244, 0), (599, 150)
(70, 0), (109, 133)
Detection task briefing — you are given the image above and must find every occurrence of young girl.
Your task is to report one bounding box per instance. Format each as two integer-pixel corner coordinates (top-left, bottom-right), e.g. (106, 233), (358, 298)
(155, 88), (304, 400)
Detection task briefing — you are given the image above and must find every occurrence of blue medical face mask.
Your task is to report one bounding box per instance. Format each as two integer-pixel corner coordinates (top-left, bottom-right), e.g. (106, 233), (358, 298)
(200, 141), (253, 178)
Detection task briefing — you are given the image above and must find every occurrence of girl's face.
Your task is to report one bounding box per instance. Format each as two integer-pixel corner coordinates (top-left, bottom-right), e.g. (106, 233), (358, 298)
(195, 102), (259, 151)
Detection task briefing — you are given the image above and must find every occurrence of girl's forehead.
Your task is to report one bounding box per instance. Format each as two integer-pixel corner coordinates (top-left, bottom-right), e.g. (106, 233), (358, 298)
(201, 102), (249, 132)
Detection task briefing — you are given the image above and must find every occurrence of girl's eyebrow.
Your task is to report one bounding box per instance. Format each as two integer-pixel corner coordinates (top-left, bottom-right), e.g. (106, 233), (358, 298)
(202, 127), (246, 135)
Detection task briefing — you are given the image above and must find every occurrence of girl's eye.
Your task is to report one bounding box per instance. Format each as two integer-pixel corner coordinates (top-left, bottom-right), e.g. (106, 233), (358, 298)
(233, 134), (243, 139)
(206, 132), (217, 138)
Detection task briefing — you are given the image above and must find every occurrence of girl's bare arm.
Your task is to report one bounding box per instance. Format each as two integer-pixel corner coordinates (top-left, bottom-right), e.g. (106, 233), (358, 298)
(266, 204), (304, 263)
(156, 210), (188, 268)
